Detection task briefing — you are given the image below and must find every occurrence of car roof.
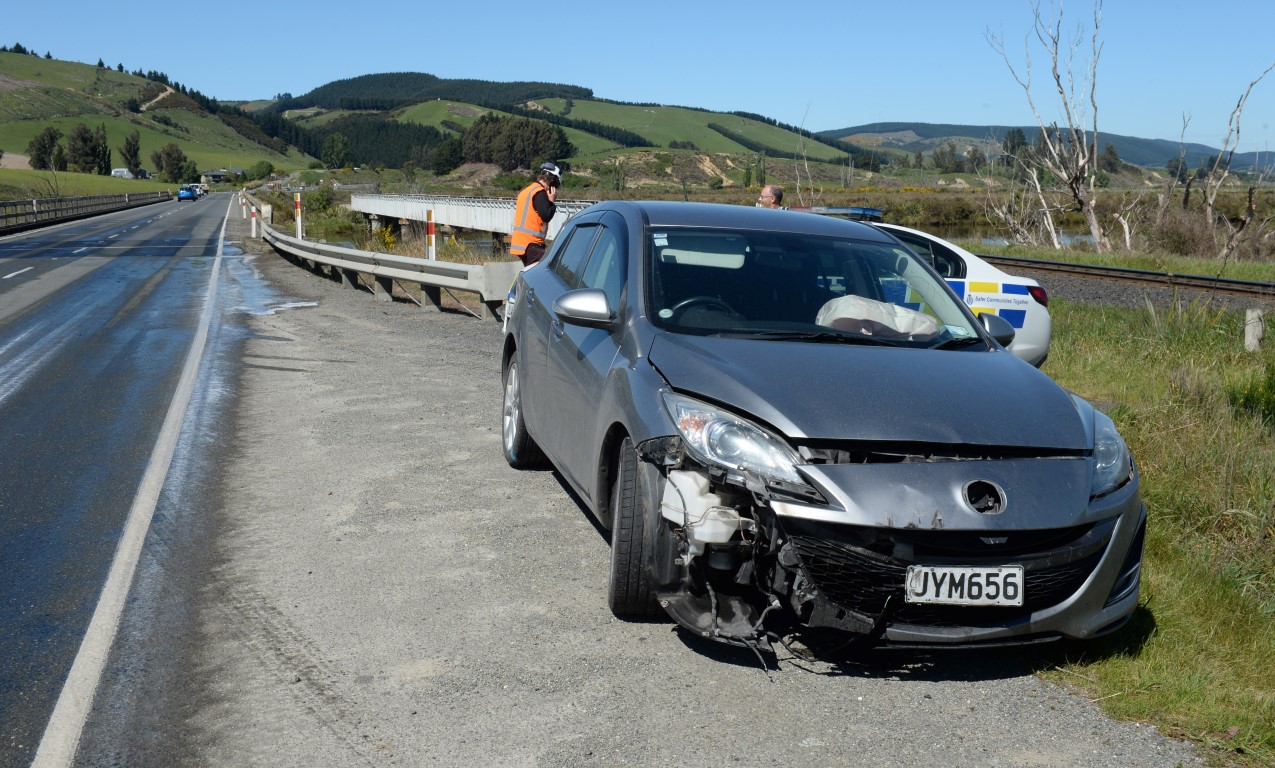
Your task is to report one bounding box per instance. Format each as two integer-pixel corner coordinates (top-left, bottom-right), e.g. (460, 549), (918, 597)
(586, 201), (897, 244)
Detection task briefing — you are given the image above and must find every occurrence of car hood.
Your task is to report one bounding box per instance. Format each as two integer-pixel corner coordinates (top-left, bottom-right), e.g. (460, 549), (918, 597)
(647, 333), (1087, 449)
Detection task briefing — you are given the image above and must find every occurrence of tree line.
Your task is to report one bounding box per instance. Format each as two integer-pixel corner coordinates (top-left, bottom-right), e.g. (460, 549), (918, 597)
(270, 72), (593, 114)
(24, 121), (198, 182)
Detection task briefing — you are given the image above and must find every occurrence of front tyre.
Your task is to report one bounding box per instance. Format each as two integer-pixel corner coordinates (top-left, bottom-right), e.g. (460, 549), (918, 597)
(607, 437), (664, 617)
(502, 355), (545, 469)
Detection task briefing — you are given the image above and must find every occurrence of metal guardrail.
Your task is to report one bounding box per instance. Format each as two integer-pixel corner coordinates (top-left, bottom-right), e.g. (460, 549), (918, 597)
(248, 193), (521, 320)
(0, 191), (173, 235)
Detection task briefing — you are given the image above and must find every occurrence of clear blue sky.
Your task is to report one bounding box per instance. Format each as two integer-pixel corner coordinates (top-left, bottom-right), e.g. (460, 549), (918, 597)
(8, 0), (1275, 154)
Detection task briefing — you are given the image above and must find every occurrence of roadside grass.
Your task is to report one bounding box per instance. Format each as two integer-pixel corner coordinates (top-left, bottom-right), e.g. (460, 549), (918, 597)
(1039, 297), (1274, 766)
(0, 167), (173, 197)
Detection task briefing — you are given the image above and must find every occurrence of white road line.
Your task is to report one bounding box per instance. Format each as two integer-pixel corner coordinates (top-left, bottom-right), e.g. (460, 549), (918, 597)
(73, 247), (88, 254)
(2, 267), (34, 279)
(32, 195), (236, 768)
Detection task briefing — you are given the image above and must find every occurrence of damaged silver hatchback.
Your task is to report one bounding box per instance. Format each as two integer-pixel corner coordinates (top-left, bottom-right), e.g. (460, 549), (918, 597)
(501, 201), (1144, 654)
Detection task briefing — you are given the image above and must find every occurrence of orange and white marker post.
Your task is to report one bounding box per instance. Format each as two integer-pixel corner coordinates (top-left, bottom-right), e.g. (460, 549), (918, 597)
(251, 207), (258, 238)
(240, 195), (247, 219)
(294, 192), (302, 239)
(427, 209), (436, 260)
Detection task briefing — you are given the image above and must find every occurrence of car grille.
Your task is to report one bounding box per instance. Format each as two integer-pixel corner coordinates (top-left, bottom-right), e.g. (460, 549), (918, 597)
(783, 518), (1114, 628)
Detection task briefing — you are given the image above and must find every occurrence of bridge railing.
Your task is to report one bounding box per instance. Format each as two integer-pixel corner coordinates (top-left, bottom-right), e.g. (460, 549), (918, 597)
(348, 194), (597, 241)
(0, 191), (173, 235)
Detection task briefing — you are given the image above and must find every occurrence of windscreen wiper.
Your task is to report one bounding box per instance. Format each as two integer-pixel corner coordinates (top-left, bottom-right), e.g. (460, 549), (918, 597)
(931, 336), (986, 351)
(715, 330), (903, 346)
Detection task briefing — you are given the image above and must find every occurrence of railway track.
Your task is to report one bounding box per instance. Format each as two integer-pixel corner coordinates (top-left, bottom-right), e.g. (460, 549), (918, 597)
(981, 254), (1275, 301)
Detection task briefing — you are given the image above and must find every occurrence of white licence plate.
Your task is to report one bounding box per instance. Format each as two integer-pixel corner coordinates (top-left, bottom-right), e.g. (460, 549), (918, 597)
(904, 565), (1025, 607)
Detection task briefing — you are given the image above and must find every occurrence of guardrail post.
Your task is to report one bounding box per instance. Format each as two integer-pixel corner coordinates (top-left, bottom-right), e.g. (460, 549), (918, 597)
(481, 261), (522, 323)
(339, 268), (359, 290)
(373, 274), (394, 303)
(421, 284), (442, 312)
(1244, 309), (1265, 352)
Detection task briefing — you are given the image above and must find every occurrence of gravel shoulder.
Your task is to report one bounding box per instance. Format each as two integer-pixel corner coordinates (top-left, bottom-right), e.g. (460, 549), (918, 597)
(161, 213), (1206, 767)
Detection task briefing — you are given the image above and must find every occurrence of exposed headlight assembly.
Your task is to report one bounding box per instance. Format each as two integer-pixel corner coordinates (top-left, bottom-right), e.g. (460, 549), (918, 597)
(662, 392), (804, 485)
(1091, 409), (1133, 498)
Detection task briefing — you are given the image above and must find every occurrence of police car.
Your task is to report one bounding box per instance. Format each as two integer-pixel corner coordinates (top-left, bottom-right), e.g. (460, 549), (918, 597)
(873, 223), (1052, 367)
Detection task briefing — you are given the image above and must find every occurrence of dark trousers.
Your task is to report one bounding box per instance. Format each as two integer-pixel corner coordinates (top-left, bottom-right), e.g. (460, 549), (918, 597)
(519, 242), (546, 267)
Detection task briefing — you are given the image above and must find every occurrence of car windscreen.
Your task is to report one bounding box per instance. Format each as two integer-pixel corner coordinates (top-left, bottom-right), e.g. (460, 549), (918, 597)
(645, 228), (981, 347)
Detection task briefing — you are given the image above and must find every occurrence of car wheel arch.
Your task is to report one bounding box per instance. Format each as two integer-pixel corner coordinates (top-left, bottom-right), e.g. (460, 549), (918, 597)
(594, 423), (631, 531)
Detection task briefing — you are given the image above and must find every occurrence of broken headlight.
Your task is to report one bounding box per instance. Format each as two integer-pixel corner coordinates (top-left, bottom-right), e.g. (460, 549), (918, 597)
(662, 392), (804, 485)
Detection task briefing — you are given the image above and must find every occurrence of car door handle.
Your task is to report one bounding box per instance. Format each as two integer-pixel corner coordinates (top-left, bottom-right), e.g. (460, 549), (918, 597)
(551, 318), (564, 340)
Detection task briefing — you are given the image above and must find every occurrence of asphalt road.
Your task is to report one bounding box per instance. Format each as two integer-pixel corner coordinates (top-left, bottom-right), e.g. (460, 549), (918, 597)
(0, 197), (234, 765)
(51, 207), (1203, 767)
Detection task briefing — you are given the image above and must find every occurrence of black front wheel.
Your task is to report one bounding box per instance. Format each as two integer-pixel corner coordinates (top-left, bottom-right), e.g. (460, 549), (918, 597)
(607, 437), (668, 618)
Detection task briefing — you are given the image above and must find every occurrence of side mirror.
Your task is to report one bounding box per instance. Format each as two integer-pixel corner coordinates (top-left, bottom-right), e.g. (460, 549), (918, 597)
(553, 288), (615, 329)
(980, 312), (1016, 348)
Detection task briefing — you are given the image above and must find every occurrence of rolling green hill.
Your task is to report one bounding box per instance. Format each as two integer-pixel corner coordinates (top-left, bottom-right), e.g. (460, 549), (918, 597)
(0, 52), (307, 175)
(534, 99), (849, 162)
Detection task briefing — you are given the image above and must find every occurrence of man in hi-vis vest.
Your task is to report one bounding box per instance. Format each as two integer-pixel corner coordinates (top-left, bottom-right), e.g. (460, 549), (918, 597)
(509, 162), (562, 267)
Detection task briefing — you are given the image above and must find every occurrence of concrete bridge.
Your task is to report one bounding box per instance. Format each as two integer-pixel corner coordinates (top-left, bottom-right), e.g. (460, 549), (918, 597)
(348, 194), (597, 243)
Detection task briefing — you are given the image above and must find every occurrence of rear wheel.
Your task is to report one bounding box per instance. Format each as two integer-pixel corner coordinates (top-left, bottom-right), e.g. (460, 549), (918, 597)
(502, 355), (545, 468)
(607, 437), (664, 617)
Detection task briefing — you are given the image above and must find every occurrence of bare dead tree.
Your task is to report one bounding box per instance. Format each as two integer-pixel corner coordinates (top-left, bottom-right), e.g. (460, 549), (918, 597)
(791, 106), (824, 207)
(1201, 62), (1275, 262)
(1154, 116), (1191, 228)
(989, 0), (1111, 252)
(979, 162), (1069, 247)
(21, 172), (64, 199)
(1110, 192), (1144, 250)
(1216, 165), (1273, 270)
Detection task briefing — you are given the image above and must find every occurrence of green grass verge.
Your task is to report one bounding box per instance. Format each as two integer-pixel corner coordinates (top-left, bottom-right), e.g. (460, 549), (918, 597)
(1036, 297), (1274, 766)
(0, 167), (174, 197)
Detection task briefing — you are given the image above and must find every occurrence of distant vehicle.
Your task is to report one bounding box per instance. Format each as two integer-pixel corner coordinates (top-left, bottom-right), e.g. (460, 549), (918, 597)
(110, 168), (134, 179)
(178, 186), (198, 202)
(872, 223), (1052, 367)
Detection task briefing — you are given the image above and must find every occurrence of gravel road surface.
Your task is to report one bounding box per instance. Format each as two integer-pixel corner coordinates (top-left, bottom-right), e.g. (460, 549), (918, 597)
(80, 211), (1211, 767)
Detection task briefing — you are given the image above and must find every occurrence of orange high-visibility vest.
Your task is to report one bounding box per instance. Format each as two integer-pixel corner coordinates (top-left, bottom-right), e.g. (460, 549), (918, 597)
(510, 180), (550, 257)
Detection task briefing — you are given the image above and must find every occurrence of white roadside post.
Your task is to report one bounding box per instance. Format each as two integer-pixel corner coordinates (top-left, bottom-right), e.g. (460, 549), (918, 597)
(1244, 309), (1265, 352)
(251, 206), (257, 239)
(295, 192), (302, 239)
(427, 209), (436, 260)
